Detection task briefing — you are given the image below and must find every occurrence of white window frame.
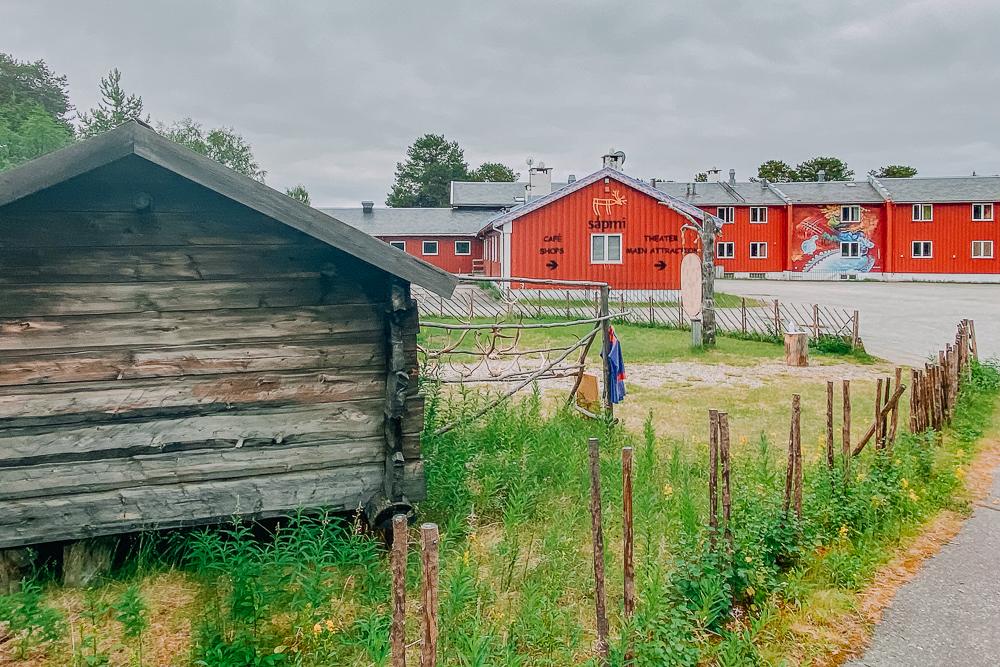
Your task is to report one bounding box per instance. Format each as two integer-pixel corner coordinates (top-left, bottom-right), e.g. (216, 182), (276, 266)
(972, 203), (994, 222)
(590, 234), (623, 264)
(389, 240), (406, 251)
(911, 240), (933, 258)
(454, 240), (472, 256)
(972, 240), (994, 259)
(912, 203), (933, 222)
(422, 240), (439, 256)
(749, 206), (768, 224)
(841, 241), (860, 258)
(717, 206), (735, 224)
(716, 242), (735, 258)
(749, 242), (768, 259)
(841, 205), (861, 223)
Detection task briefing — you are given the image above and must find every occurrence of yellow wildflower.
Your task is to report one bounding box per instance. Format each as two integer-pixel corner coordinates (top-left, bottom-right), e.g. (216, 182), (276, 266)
(662, 484), (674, 498)
(313, 623), (323, 635)
(745, 586), (756, 597)
(744, 555), (753, 564)
(462, 549), (471, 567)
(908, 490), (919, 502)
(838, 524), (849, 541)
(740, 436), (748, 446)
(901, 478), (909, 489)
(325, 619), (337, 633)
(956, 468), (966, 479)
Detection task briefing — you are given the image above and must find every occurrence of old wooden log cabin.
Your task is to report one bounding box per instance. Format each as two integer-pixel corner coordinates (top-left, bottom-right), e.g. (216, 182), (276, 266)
(0, 121), (456, 570)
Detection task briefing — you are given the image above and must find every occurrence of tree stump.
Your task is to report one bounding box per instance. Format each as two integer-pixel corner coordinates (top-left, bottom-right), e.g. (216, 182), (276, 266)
(784, 332), (809, 367)
(0, 548), (31, 595)
(63, 537), (117, 587)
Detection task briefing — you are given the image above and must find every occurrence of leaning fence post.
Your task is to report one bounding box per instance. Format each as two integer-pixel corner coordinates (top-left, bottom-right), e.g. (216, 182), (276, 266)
(842, 380), (851, 481)
(889, 367), (902, 447)
(420, 523), (439, 667)
(587, 438), (610, 665)
(391, 515), (408, 667)
(851, 310), (860, 349)
(773, 299), (781, 335)
(826, 381), (835, 471)
(741, 297), (747, 334)
(813, 304), (821, 339)
(622, 446), (636, 625)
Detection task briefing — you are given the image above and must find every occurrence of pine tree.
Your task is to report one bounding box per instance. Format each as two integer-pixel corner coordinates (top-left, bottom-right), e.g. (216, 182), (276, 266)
(78, 68), (148, 137)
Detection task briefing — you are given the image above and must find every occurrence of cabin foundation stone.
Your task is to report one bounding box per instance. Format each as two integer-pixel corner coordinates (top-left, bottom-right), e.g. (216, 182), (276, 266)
(0, 547), (31, 594)
(62, 537), (118, 588)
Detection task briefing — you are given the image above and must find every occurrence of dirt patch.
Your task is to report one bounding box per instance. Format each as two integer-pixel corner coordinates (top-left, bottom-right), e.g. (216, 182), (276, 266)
(622, 361), (886, 391)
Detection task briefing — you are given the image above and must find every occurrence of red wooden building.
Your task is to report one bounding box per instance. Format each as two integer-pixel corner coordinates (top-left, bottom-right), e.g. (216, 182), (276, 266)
(325, 160), (1000, 286)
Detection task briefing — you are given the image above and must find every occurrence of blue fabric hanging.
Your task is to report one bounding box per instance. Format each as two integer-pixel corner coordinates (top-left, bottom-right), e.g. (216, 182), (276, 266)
(605, 325), (627, 404)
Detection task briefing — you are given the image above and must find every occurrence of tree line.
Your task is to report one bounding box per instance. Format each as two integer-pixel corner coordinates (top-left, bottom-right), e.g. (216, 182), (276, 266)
(0, 54), (310, 202)
(694, 157), (918, 183)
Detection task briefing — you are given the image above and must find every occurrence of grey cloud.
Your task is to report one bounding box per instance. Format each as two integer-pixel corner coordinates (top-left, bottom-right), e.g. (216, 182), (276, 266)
(3, 0), (999, 205)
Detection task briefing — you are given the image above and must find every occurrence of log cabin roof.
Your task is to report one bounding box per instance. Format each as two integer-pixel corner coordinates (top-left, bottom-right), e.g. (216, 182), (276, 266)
(0, 121), (458, 298)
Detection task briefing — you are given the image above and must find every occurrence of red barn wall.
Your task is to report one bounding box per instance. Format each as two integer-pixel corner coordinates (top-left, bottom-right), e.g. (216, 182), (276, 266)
(888, 203), (999, 274)
(378, 236), (482, 274)
(508, 179), (699, 289)
(711, 206), (786, 273)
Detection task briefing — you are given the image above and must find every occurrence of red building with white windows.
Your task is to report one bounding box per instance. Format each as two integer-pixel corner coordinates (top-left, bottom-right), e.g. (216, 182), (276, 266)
(324, 157), (1000, 286)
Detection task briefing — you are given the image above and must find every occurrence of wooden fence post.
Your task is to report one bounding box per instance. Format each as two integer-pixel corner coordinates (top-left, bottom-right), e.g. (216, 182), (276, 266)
(719, 412), (733, 550)
(622, 446), (636, 629)
(842, 379), (851, 481)
(969, 319), (979, 361)
(826, 381), (835, 471)
(889, 367), (902, 447)
(813, 304), (821, 339)
(773, 299), (781, 335)
(851, 310), (860, 349)
(874, 378), (884, 450)
(587, 437), (610, 665)
(391, 515), (408, 667)
(420, 523), (439, 667)
(793, 395), (802, 519)
(709, 410), (720, 548)
(600, 285), (613, 420)
(910, 369), (920, 433)
(741, 298), (747, 334)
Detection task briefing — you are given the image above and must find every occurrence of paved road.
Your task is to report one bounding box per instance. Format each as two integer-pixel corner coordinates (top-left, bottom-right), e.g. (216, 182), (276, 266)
(719, 280), (1000, 365)
(844, 469), (1000, 666)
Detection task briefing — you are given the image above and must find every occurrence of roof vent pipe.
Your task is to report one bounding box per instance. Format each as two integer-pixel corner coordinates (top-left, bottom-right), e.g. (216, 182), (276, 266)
(362, 200), (374, 214)
(691, 182), (697, 196)
(729, 169), (736, 185)
(817, 170), (826, 182)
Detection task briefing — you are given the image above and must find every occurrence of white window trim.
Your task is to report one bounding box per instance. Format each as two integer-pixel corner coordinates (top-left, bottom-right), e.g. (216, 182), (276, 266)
(912, 203), (933, 222)
(717, 242), (735, 258)
(972, 240), (994, 259)
(972, 203), (994, 222)
(590, 233), (623, 264)
(841, 205), (861, 223)
(422, 240), (439, 256)
(389, 240), (406, 251)
(749, 242), (768, 259)
(749, 206), (768, 224)
(454, 240), (472, 256)
(911, 240), (933, 258)
(717, 206), (735, 224)
(841, 241), (860, 258)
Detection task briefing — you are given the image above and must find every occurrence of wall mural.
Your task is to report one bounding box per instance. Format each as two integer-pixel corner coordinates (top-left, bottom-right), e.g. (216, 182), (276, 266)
(791, 205), (881, 272)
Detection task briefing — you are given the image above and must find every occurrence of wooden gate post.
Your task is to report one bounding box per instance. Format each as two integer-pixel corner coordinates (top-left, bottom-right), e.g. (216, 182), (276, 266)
(420, 524), (439, 667)
(842, 380), (851, 481)
(622, 447), (636, 621)
(600, 285), (613, 419)
(587, 437), (610, 665)
(826, 381), (835, 470)
(391, 515), (408, 667)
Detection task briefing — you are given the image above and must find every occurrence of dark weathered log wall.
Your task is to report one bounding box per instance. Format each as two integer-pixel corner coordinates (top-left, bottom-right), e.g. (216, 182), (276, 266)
(0, 158), (424, 549)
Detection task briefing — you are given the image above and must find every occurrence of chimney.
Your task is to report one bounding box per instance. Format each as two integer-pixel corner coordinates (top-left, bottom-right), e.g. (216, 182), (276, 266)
(817, 170), (826, 182)
(706, 167), (721, 182)
(567, 173), (577, 184)
(728, 169), (736, 185)
(602, 149), (626, 170)
(760, 178), (768, 190)
(362, 200), (374, 214)
(526, 162), (553, 200)
(691, 182), (697, 196)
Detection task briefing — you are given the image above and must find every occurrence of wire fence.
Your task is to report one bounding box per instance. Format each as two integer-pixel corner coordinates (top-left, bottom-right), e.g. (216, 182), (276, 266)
(414, 280), (860, 345)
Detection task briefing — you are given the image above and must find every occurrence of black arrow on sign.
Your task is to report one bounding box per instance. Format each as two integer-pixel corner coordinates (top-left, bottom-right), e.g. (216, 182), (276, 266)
(546, 259), (558, 270)
(654, 260), (667, 271)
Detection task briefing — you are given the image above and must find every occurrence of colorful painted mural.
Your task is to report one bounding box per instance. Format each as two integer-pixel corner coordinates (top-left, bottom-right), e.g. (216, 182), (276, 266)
(790, 205), (882, 273)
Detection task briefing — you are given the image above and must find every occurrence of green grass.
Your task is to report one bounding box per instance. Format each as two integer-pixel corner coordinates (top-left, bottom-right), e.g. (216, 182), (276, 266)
(420, 318), (868, 366)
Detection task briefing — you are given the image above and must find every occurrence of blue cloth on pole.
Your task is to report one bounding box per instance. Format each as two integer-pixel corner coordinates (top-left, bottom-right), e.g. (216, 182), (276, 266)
(605, 325), (627, 404)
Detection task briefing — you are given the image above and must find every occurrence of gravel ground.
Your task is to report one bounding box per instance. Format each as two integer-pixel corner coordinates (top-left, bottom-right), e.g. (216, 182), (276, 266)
(845, 468), (1000, 666)
(719, 280), (1000, 365)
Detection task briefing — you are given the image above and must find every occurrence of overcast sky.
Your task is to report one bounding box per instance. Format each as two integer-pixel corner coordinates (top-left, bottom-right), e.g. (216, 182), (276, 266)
(4, 1), (1000, 205)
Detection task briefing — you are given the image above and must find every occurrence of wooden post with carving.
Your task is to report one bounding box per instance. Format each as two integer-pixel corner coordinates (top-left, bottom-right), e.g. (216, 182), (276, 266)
(391, 515), (408, 667)
(420, 524), (439, 667)
(587, 437), (609, 665)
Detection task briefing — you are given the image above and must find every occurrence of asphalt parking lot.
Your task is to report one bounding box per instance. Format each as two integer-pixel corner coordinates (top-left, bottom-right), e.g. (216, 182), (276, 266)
(720, 280), (1000, 365)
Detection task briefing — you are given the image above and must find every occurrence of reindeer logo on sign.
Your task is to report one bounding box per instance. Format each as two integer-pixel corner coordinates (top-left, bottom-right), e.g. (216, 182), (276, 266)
(592, 189), (627, 218)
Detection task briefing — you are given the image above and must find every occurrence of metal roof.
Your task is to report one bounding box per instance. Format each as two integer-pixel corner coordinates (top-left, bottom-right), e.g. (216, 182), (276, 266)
(483, 167), (717, 232)
(651, 181), (787, 206)
(875, 176), (1000, 203)
(319, 206), (495, 236)
(776, 180), (883, 204)
(450, 180), (568, 207)
(0, 121), (457, 297)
